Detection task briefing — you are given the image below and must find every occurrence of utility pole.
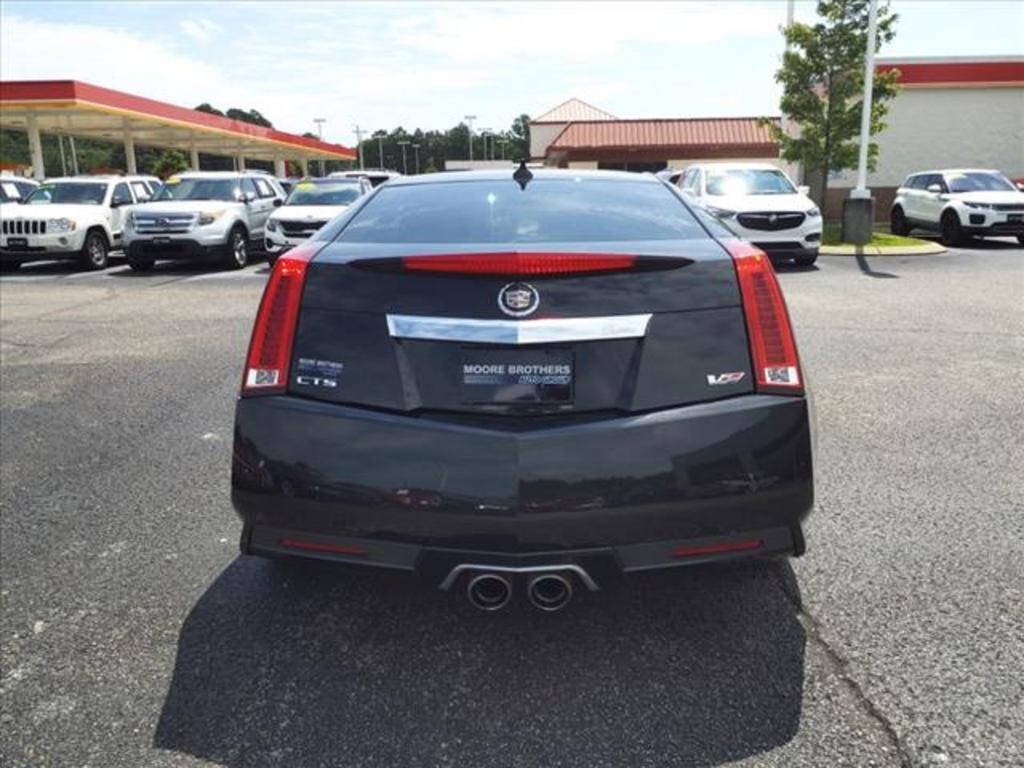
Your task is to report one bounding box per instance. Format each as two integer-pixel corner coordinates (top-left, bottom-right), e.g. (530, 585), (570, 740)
(842, 0), (879, 245)
(412, 143), (421, 174)
(376, 134), (385, 169)
(353, 124), (367, 170)
(398, 140), (410, 175)
(313, 118), (326, 176)
(479, 129), (492, 162)
(464, 114), (477, 161)
(498, 138), (508, 160)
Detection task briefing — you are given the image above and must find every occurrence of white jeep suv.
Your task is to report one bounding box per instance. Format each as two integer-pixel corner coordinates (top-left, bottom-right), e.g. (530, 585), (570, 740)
(675, 163), (822, 266)
(0, 175), (157, 270)
(890, 169), (1024, 246)
(264, 176), (370, 265)
(124, 171), (285, 271)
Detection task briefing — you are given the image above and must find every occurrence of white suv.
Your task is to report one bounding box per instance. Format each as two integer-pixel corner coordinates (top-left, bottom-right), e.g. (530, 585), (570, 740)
(124, 171), (285, 271)
(675, 163), (822, 266)
(264, 176), (370, 265)
(0, 175), (158, 270)
(890, 169), (1024, 246)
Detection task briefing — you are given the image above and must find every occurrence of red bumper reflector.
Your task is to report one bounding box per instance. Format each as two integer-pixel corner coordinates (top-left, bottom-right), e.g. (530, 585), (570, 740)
(278, 538), (367, 556)
(725, 240), (804, 394)
(402, 251), (636, 275)
(671, 538), (763, 559)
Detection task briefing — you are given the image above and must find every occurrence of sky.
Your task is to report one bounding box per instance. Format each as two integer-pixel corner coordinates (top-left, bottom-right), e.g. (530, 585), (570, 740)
(1, 1), (1021, 148)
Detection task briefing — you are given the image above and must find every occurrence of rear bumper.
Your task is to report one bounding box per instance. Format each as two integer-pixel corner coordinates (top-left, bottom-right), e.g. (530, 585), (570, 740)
(752, 242), (819, 261)
(232, 393), (814, 580)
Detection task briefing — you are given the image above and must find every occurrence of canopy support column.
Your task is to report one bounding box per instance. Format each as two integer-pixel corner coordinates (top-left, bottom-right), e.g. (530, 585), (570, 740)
(27, 114), (45, 179)
(274, 158), (286, 178)
(236, 153), (246, 171)
(68, 136), (79, 175)
(190, 143), (200, 171)
(299, 158), (309, 177)
(123, 129), (137, 175)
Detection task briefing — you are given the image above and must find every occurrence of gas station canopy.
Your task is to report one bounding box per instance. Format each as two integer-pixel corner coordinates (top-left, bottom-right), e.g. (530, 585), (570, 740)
(0, 80), (356, 178)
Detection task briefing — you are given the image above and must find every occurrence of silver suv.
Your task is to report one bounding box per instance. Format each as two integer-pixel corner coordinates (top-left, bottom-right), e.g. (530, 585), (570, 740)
(123, 171), (285, 271)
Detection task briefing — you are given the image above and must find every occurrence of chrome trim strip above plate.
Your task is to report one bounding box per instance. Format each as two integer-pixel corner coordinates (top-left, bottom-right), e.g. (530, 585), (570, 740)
(386, 313), (652, 345)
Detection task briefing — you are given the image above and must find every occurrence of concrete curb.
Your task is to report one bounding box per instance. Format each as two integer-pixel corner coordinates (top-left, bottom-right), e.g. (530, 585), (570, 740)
(820, 242), (946, 257)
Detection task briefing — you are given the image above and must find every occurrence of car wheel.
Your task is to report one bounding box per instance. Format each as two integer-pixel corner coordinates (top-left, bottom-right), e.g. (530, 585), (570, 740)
(940, 211), (963, 247)
(266, 252), (278, 269)
(890, 206), (910, 236)
(224, 226), (248, 270)
(1017, 235), (1024, 247)
(79, 230), (109, 270)
(794, 253), (818, 267)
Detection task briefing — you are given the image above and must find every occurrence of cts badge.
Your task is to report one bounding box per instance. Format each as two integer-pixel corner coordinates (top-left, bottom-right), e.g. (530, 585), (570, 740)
(498, 282), (539, 317)
(706, 371), (746, 386)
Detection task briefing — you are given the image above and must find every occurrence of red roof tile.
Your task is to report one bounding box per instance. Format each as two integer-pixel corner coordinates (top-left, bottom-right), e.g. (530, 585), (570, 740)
(549, 118), (779, 152)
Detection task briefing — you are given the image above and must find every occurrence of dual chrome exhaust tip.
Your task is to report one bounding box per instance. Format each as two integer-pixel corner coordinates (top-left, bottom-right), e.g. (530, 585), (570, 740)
(465, 571), (574, 612)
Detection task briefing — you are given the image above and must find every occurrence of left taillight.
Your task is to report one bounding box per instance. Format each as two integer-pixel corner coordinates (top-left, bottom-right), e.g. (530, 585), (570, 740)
(241, 242), (322, 396)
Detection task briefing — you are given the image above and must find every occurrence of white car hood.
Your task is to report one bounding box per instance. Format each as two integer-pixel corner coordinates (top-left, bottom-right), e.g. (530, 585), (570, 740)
(702, 193), (815, 213)
(135, 200), (242, 215)
(0, 203), (107, 220)
(950, 190), (1024, 205)
(269, 204), (348, 222)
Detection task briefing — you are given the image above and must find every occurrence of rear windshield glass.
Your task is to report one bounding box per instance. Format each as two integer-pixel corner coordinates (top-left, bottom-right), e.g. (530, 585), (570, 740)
(155, 177), (241, 202)
(945, 172), (1015, 193)
(25, 183), (108, 205)
(338, 179), (705, 243)
(286, 181), (363, 206)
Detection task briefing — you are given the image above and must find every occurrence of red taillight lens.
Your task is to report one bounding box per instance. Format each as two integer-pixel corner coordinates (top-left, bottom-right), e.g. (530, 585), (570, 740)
(401, 251), (636, 275)
(672, 538), (764, 559)
(241, 242), (322, 395)
(726, 241), (803, 394)
(278, 538), (366, 556)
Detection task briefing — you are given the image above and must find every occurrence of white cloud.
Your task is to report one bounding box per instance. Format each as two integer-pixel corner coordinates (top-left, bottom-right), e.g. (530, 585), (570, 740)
(179, 17), (220, 44)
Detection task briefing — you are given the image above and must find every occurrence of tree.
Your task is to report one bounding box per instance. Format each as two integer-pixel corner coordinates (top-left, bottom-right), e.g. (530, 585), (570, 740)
(152, 149), (189, 179)
(510, 114), (531, 161)
(194, 103), (224, 117)
(767, 0), (899, 216)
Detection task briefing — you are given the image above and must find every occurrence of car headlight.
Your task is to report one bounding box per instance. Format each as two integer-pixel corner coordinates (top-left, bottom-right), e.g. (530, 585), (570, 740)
(266, 219), (279, 232)
(46, 217), (76, 232)
(197, 210), (225, 226)
(705, 205), (737, 219)
(805, 207), (821, 217)
(963, 202), (992, 210)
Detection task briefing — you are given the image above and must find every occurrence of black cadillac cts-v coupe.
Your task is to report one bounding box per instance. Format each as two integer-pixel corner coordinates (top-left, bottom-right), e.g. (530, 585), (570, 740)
(231, 168), (814, 611)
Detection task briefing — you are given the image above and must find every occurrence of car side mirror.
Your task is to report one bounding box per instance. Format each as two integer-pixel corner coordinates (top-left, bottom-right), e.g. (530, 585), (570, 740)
(273, 198), (283, 207)
(1016, 182), (1024, 192)
(241, 192), (255, 204)
(926, 184), (942, 193)
(111, 199), (128, 208)
(797, 185), (810, 196)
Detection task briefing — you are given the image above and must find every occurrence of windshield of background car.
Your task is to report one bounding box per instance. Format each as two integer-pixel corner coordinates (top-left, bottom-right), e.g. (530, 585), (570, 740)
(24, 183), (108, 205)
(286, 181), (363, 206)
(154, 177), (241, 202)
(1, 182), (24, 202)
(706, 169), (796, 196)
(338, 178), (705, 243)
(946, 172), (1015, 193)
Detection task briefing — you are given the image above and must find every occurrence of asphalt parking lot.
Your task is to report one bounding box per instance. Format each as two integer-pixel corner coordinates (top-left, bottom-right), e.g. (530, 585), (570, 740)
(1, 240), (1022, 767)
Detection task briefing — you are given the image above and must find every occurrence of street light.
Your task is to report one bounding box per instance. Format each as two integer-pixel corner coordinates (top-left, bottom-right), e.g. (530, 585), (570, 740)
(398, 140), (410, 175)
(412, 143), (421, 175)
(479, 128), (492, 162)
(842, 0), (879, 245)
(375, 132), (385, 170)
(353, 124), (367, 170)
(498, 138), (508, 161)
(313, 118), (326, 176)
(464, 114), (477, 161)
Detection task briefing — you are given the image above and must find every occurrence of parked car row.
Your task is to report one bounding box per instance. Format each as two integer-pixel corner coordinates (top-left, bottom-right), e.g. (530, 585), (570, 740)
(663, 163), (822, 266)
(890, 168), (1024, 246)
(0, 169), (389, 271)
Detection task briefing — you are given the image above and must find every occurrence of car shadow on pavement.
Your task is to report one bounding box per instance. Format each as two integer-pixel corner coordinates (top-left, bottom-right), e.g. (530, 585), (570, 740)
(155, 555), (806, 767)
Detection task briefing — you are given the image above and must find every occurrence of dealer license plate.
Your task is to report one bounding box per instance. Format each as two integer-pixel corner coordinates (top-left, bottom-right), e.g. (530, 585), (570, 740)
(461, 348), (573, 404)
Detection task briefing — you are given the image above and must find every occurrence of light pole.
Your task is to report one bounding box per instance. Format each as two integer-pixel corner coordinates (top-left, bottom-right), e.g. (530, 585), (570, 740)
(464, 114), (476, 161)
(479, 129), (492, 162)
(498, 138), (508, 160)
(353, 124), (367, 170)
(842, 0), (879, 245)
(375, 133), (385, 169)
(412, 143), (421, 174)
(398, 140), (410, 175)
(313, 118), (326, 176)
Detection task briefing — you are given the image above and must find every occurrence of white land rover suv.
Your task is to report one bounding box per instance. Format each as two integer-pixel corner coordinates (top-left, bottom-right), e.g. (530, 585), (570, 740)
(676, 163), (822, 266)
(0, 175), (157, 270)
(890, 169), (1024, 246)
(264, 176), (370, 265)
(123, 171), (285, 271)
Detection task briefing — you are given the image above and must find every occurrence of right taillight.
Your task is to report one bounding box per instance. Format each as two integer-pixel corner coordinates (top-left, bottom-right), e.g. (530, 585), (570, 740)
(241, 241), (323, 396)
(726, 240), (804, 395)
